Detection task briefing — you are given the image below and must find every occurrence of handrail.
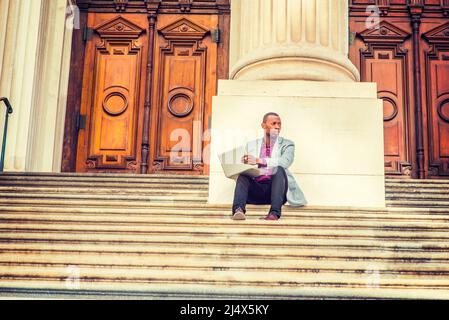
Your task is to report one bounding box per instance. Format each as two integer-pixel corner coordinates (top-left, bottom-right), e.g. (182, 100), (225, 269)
(0, 97), (13, 172)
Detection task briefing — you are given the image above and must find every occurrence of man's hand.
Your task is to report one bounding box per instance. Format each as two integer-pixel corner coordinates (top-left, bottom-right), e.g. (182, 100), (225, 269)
(242, 155), (263, 165)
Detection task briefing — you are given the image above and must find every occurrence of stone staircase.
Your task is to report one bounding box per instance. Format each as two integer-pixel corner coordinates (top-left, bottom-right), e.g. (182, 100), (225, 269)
(386, 178), (449, 208)
(0, 172), (448, 299)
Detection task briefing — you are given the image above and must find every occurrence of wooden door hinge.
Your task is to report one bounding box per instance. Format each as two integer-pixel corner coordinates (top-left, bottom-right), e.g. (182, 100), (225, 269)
(76, 113), (87, 131)
(83, 26), (94, 42)
(211, 28), (221, 44)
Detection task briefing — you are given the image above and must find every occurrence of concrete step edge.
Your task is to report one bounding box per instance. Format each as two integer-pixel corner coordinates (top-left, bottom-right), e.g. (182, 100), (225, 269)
(3, 200), (449, 214)
(0, 187), (209, 195)
(0, 172), (210, 179)
(1, 282), (447, 299)
(3, 267), (449, 285)
(0, 194), (209, 202)
(3, 232), (449, 246)
(1, 262), (449, 278)
(1, 243), (446, 257)
(0, 182), (210, 189)
(3, 223), (449, 237)
(385, 179), (449, 183)
(1, 254), (448, 269)
(2, 215), (448, 229)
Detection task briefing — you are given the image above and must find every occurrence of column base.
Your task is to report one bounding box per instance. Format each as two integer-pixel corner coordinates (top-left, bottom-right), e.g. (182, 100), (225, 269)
(208, 80), (385, 208)
(230, 45), (360, 82)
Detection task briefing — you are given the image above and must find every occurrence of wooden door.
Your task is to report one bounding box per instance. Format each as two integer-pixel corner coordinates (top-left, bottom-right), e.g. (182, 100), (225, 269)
(422, 22), (449, 177)
(76, 14), (148, 173)
(349, 1), (449, 178)
(352, 20), (414, 177)
(75, 13), (220, 175)
(149, 15), (218, 175)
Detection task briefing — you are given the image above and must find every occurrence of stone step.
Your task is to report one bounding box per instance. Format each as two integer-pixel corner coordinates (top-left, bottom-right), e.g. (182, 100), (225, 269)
(1, 213), (448, 229)
(0, 220), (449, 242)
(3, 265), (449, 287)
(385, 182), (449, 188)
(1, 198), (449, 214)
(0, 192), (208, 203)
(386, 194), (449, 201)
(2, 264), (449, 288)
(2, 206), (449, 223)
(0, 181), (209, 189)
(385, 179), (449, 185)
(1, 251), (448, 272)
(386, 188), (449, 195)
(0, 186), (208, 196)
(0, 229), (449, 250)
(1, 242), (446, 260)
(1, 279), (447, 300)
(9, 187), (449, 198)
(0, 176), (209, 185)
(0, 214), (449, 238)
(2, 278), (447, 299)
(5, 188), (448, 203)
(386, 200), (449, 208)
(0, 172), (209, 179)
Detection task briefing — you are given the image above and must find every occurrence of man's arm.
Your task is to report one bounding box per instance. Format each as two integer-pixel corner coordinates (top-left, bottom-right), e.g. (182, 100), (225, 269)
(265, 141), (295, 169)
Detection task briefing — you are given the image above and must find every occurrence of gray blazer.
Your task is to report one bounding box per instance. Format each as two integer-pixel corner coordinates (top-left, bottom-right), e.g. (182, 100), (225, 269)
(245, 136), (307, 207)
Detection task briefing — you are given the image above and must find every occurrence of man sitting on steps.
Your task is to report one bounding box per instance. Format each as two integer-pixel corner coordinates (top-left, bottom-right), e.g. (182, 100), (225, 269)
(232, 112), (307, 221)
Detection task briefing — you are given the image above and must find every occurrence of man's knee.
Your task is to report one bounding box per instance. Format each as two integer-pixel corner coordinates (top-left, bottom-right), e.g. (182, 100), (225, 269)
(273, 166), (286, 176)
(237, 174), (251, 184)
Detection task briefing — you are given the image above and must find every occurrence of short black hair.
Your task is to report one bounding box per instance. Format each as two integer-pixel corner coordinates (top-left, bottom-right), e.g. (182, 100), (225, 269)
(263, 112), (280, 123)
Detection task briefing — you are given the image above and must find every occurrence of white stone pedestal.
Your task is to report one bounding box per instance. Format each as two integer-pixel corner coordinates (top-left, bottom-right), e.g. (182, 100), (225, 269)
(208, 80), (386, 208)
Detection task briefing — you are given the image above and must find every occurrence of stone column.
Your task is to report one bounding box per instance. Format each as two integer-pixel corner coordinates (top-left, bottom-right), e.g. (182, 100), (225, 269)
(0, 0), (43, 171)
(0, 0), (11, 75)
(229, 0), (360, 82)
(27, 0), (75, 172)
(0, 0), (72, 172)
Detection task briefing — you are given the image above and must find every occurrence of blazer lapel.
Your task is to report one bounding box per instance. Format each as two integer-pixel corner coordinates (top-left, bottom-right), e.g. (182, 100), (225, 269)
(271, 137), (282, 160)
(246, 138), (262, 157)
(248, 136), (283, 160)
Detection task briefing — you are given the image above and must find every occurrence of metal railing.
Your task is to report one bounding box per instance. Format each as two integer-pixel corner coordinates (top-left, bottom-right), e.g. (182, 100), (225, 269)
(0, 97), (13, 172)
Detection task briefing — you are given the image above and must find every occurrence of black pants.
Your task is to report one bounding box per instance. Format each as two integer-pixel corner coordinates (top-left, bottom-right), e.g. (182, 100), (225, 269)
(232, 166), (288, 217)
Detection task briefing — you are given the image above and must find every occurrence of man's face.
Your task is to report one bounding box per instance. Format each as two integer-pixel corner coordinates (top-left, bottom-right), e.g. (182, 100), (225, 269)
(262, 115), (282, 137)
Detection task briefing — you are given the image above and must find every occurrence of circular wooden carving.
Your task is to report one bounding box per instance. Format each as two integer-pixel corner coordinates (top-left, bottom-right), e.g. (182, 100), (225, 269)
(438, 99), (449, 123)
(167, 88), (194, 117)
(382, 97), (398, 121)
(103, 92), (128, 116)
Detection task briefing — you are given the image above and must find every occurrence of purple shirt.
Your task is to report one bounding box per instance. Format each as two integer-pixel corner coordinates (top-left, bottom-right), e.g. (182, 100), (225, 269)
(255, 142), (274, 182)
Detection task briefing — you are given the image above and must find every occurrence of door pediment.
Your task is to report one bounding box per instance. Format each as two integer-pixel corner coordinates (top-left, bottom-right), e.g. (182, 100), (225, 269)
(94, 16), (145, 39)
(159, 18), (209, 40)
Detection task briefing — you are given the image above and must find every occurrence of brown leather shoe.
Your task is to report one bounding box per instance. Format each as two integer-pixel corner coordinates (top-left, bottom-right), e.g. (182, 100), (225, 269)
(264, 213), (280, 221)
(232, 208), (246, 221)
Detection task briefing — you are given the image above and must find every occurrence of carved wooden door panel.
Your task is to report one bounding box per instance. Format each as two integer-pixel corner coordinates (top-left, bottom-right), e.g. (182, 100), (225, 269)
(353, 21), (414, 177)
(349, 1), (449, 178)
(423, 22), (449, 177)
(149, 15), (218, 175)
(76, 14), (147, 173)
